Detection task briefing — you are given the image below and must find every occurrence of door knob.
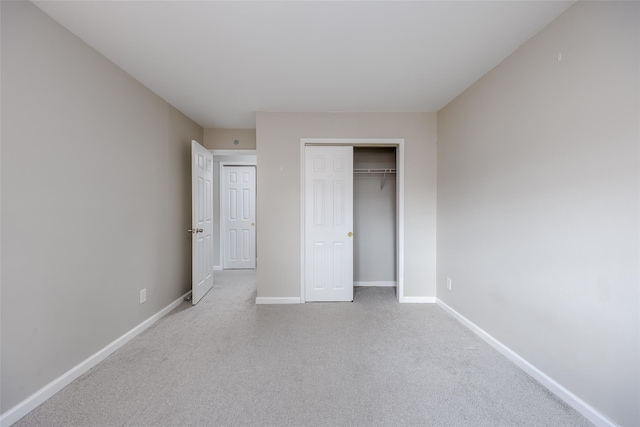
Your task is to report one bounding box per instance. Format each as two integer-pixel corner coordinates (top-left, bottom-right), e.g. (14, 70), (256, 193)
(197, 228), (203, 233)
(187, 229), (195, 234)
(251, 223), (255, 227)
(347, 232), (353, 237)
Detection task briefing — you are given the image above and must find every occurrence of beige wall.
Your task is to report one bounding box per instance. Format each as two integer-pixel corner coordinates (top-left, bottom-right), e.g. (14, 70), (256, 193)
(1, 1), (203, 413)
(204, 128), (256, 150)
(437, 2), (639, 425)
(255, 112), (437, 299)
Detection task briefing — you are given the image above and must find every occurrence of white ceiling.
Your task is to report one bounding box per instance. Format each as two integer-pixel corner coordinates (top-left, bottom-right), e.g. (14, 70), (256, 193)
(34, 1), (573, 129)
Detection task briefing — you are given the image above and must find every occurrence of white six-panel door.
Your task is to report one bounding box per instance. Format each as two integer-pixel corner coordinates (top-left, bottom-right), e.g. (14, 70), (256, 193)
(222, 166), (256, 269)
(305, 146), (353, 302)
(191, 140), (214, 304)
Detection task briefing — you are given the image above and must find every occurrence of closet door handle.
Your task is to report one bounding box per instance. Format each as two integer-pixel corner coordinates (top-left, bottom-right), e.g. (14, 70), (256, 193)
(347, 232), (353, 237)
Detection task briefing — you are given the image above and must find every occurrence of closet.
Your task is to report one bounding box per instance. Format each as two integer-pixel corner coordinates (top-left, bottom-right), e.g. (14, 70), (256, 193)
(303, 143), (399, 302)
(353, 147), (397, 288)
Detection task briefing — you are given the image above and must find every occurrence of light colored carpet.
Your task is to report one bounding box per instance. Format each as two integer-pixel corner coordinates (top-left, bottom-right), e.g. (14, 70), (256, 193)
(15, 270), (591, 426)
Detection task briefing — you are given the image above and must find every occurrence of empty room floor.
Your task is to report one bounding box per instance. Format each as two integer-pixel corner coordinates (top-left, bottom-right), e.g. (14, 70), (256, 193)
(16, 270), (591, 426)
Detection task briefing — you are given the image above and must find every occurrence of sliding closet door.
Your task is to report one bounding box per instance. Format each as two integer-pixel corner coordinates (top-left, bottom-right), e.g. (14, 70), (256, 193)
(305, 146), (354, 302)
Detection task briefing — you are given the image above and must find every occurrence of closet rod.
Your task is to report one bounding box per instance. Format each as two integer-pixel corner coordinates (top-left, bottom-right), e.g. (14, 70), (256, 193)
(353, 168), (396, 174)
(353, 168), (396, 190)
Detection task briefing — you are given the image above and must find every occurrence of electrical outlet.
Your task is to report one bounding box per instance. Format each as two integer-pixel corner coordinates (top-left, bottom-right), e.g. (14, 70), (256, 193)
(446, 277), (452, 291)
(140, 289), (147, 304)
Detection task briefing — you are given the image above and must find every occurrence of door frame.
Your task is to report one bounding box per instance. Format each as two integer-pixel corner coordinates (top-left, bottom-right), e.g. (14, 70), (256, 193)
(300, 138), (405, 303)
(210, 150), (257, 270)
(220, 164), (257, 269)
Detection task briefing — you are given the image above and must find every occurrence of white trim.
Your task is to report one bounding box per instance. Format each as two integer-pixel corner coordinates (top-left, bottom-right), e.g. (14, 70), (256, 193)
(299, 140), (306, 303)
(209, 149), (256, 156)
(435, 299), (615, 427)
(399, 296), (436, 303)
(213, 266), (223, 271)
(255, 297), (301, 304)
(219, 161), (256, 166)
(301, 138), (404, 146)
(300, 138), (405, 304)
(0, 292), (190, 427)
(354, 281), (396, 287)
(396, 141), (404, 303)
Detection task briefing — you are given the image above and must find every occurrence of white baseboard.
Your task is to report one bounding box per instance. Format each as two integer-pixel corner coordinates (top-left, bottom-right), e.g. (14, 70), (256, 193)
(435, 299), (615, 427)
(255, 297), (301, 304)
(354, 281), (397, 287)
(399, 296), (436, 303)
(0, 292), (190, 427)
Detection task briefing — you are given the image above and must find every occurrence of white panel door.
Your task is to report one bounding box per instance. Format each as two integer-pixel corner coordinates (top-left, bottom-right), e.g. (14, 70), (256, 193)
(191, 140), (214, 304)
(222, 166), (256, 269)
(305, 146), (353, 302)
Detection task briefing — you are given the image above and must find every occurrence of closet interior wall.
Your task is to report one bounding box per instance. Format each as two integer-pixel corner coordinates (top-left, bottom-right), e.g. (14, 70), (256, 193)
(353, 147), (397, 285)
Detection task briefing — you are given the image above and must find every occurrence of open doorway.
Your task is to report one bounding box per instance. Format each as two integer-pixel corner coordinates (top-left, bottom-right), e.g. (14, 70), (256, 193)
(353, 147), (397, 288)
(210, 150), (257, 270)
